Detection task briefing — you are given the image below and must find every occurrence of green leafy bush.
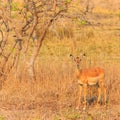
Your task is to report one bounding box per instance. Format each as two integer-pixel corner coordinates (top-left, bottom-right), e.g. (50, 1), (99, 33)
(11, 2), (19, 11)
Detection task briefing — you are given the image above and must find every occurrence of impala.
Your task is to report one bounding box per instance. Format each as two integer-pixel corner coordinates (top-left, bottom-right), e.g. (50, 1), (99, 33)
(70, 54), (107, 110)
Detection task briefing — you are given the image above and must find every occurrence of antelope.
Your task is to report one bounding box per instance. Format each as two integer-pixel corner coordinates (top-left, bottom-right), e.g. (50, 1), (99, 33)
(70, 54), (107, 110)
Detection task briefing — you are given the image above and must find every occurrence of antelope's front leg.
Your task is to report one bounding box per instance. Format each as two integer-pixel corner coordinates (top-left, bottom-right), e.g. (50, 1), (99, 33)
(102, 84), (107, 107)
(83, 84), (87, 110)
(76, 85), (82, 109)
(103, 86), (107, 106)
(97, 87), (101, 107)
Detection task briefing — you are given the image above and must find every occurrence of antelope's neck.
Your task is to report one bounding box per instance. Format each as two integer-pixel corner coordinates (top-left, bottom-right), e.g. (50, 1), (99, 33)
(76, 67), (82, 78)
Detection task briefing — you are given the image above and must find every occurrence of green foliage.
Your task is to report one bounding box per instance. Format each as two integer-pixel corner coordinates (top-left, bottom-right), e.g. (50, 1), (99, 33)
(86, 116), (93, 120)
(74, 19), (87, 26)
(118, 110), (120, 117)
(11, 2), (19, 11)
(80, 20), (87, 25)
(12, 13), (17, 18)
(118, 12), (120, 19)
(67, 112), (80, 119)
(64, 109), (80, 120)
(65, 0), (72, 4)
(27, 13), (33, 19)
(0, 115), (5, 120)
(54, 115), (59, 120)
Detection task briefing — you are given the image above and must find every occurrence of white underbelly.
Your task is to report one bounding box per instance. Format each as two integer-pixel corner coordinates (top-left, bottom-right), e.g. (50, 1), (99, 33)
(78, 79), (98, 85)
(78, 74), (104, 86)
(87, 77), (99, 85)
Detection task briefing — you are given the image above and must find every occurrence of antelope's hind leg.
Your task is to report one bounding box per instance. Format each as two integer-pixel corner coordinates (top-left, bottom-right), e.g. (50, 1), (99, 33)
(97, 87), (101, 107)
(103, 85), (107, 107)
(76, 85), (82, 109)
(101, 80), (107, 106)
(83, 84), (87, 110)
(97, 79), (107, 107)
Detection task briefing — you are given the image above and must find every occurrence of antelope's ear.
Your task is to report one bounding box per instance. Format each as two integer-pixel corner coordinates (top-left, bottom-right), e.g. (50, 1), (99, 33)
(70, 54), (75, 60)
(83, 53), (86, 57)
(70, 54), (73, 57)
(81, 53), (86, 56)
(80, 53), (86, 59)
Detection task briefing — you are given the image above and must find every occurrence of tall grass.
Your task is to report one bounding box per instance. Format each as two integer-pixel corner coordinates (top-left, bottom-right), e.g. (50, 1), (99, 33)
(0, 56), (120, 119)
(0, 3), (120, 118)
(0, 23), (120, 119)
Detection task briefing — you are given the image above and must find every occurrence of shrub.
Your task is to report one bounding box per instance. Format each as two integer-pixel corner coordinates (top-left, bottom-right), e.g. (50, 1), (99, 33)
(11, 2), (19, 11)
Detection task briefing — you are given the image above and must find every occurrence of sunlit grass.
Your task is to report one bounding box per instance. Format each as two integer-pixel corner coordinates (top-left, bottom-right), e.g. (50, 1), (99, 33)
(0, 0), (120, 119)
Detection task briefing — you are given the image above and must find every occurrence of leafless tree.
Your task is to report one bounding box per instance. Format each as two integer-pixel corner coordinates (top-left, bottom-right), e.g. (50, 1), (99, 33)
(0, 0), (72, 82)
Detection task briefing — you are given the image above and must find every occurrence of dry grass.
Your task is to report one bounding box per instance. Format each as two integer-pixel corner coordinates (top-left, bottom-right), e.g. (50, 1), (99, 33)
(0, 26), (120, 120)
(0, 57), (120, 119)
(0, 28), (120, 119)
(0, 0), (120, 119)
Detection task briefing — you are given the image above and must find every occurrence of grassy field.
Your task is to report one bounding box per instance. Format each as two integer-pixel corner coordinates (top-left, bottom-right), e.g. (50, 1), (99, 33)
(0, 34), (120, 120)
(0, 0), (120, 120)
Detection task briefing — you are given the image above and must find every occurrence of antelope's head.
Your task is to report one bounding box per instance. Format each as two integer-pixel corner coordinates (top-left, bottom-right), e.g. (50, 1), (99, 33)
(70, 53), (86, 69)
